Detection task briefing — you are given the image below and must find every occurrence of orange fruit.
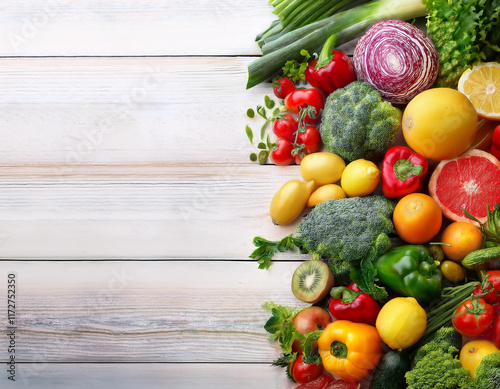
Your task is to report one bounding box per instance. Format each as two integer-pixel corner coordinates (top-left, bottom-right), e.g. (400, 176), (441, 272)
(441, 221), (484, 261)
(428, 149), (500, 224)
(458, 62), (500, 120)
(402, 88), (478, 161)
(393, 193), (443, 244)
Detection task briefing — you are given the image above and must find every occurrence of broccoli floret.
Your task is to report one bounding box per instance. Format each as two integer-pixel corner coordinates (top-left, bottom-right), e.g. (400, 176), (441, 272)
(319, 81), (401, 162)
(296, 195), (395, 280)
(474, 351), (500, 389)
(406, 327), (473, 389)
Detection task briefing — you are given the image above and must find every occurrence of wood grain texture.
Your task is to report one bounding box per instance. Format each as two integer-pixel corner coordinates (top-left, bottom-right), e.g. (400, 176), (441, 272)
(0, 363), (295, 389)
(0, 57), (274, 167)
(0, 0), (275, 56)
(0, 166), (307, 258)
(0, 261), (307, 363)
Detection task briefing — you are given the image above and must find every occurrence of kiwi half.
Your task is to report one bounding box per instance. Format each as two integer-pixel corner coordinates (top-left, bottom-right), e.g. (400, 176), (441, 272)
(291, 260), (335, 303)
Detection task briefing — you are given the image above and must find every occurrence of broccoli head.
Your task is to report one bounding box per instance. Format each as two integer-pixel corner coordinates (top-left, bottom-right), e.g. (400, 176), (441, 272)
(406, 327), (473, 389)
(474, 351), (500, 389)
(296, 195), (395, 280)
(319, 81), (401, 162)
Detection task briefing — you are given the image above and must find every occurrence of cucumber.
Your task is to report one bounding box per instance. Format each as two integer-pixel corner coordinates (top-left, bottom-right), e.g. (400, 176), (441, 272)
(462, 246), (500, 269)
(369, 350), (410, 389)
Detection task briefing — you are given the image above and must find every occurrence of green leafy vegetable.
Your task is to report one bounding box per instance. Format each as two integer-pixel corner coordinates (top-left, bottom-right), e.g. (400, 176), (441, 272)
(250, 235), (307, 270)
(300, 330), (323, 365)
(245, 125), (253, 144)
(281, 49), (311, 83)
(350, 257), (388, 302)
(262, 302), (302, 355)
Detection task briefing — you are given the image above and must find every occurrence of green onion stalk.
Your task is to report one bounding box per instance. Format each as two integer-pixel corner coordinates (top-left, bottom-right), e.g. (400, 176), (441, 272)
(248, 0), (427, 89)
(257, 0), (371, 48)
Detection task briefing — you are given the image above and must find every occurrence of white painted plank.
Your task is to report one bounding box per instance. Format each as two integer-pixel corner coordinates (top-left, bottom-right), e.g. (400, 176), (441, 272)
(0, 166), (307, 258)
(0, 261), (308, 362)
(0, 0), (275, 56)
(0, 363), (295, 389)
(0, 57), (283, 167)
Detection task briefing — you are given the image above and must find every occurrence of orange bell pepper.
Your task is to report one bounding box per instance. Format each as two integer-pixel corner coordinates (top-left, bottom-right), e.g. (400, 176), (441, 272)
(317, 320), (382, 382)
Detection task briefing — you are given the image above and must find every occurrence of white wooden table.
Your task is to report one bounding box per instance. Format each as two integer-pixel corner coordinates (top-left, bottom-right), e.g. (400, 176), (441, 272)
(0, 1), (323, 388)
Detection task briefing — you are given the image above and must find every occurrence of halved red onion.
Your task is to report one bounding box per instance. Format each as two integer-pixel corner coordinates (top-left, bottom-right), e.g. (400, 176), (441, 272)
(353, 19), (439, 104)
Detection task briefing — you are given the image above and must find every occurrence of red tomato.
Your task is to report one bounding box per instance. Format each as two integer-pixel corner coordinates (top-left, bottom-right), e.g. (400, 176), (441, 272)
(296, 126), (322, 155)
(272, 114), (298, 143)
(273, 77), (295, 99)
(473, 270), (500, 304)
(452, 298), (495, 337)
(284, 89), (324, 124)
(270, 139), (294, 166)
(290, 353), (323, 384)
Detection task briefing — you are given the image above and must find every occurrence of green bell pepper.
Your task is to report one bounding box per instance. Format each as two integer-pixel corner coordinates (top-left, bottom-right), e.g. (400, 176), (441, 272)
(374, 245), (442, 303)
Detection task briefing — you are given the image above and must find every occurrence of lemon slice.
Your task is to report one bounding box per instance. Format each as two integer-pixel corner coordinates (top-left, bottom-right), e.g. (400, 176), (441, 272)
(458, 62), (500, 120)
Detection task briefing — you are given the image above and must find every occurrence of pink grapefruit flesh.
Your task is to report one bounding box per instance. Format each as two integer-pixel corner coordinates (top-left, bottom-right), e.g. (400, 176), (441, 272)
(429, 149), (500, 223)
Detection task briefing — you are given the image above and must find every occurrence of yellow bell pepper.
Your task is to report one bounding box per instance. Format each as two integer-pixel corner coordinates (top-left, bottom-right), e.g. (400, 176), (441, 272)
(317, 320), (382, 382)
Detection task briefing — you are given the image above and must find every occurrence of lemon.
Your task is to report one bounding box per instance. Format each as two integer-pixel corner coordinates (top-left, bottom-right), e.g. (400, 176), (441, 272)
(460, 340), (499, 379)
(402, 88), (478, 161)
(376, 297), (427, 350)
(301, 152), (346, 186)
(307, 184), (346, 207)
(458, 62), (500, 120)
(340, 159), (380, 197)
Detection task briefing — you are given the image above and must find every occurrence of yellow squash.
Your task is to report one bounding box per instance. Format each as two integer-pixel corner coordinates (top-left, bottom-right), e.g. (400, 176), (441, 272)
(270, 180), (314, 225)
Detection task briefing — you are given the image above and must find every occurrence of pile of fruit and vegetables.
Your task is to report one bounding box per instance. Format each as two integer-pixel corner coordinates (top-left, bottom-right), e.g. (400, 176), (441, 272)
(246, 0), (500, 387)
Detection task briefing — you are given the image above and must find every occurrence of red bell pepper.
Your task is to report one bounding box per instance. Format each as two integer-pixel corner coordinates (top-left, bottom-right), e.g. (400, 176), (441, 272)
(381, 146), (428, 199)
(328, 283), (380, 325)
(304, 35), (356, 95)
(490, 124), (500, 160)
(473, 270), (500, 305)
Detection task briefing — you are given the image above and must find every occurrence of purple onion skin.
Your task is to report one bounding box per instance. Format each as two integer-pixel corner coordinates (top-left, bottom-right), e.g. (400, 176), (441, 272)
(353, 19), (439, 104)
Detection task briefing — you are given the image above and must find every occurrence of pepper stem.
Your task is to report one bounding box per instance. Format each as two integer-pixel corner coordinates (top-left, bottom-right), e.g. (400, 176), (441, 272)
(316, 34), (338, 69)
(330, 286), (361, 304)
(330, 341), (348, 359)
(393, 160), (423, 181)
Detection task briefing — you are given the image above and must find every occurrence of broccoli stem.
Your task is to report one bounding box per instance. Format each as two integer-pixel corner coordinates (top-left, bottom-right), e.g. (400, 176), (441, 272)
(247, 0), (427, 89)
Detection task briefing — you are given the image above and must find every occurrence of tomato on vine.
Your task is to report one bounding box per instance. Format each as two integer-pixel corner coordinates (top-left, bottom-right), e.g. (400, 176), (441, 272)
(284, 89), (324, 124)
(270, 139), (295, 166)
(290, 353), (323, 384)
(452, 297), (495, 338)
(296, 126), (322, 155)
(273, 114), (298, 143)
(273, 77), (295, 99)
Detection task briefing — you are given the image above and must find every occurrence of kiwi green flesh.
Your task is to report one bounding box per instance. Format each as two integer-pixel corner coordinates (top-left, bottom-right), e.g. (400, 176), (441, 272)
(291, 260), (334, 303)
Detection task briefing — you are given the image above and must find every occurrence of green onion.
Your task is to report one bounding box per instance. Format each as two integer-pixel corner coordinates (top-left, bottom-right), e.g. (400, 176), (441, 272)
(247, 0), (427, 89)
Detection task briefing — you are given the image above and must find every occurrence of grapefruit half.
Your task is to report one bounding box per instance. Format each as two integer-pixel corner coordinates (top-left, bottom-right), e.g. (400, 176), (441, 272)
(429, 149), (500, 223)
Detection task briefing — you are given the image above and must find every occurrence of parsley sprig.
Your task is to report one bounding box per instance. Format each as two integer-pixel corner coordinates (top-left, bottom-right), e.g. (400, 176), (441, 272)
(250, 235), (307, 270)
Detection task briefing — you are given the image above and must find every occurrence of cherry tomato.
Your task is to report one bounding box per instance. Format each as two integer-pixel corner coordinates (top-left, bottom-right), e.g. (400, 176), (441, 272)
(273, 77), (295, 99)
(452, 298), (495, 338)
(296, 126), (322, 155)
(473, 270), (500, 304)
(272, 114), (298, 143)
(290, 353), (323, 384)
(270, 139), (295, 166)
(284, 89), (324, 124)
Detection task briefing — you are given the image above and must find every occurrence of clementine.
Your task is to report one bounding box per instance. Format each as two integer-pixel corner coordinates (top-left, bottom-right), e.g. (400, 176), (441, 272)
(393, 193), (443, 244)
